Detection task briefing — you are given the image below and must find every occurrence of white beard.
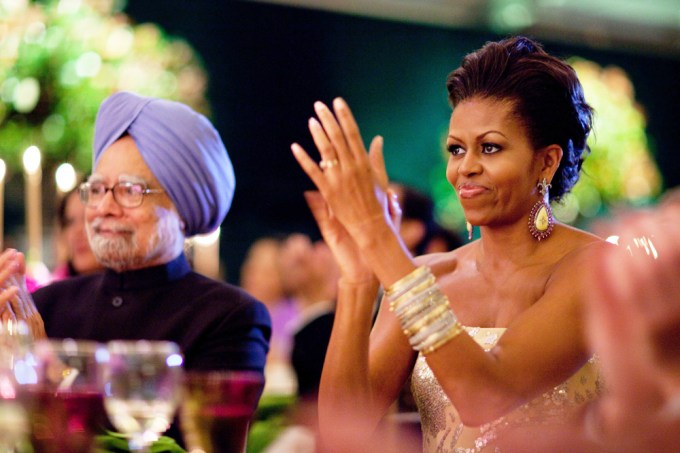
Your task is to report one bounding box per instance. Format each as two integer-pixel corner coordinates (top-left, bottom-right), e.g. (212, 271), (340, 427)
(89, 234), (138, 271)
(88, 213), (183, 272)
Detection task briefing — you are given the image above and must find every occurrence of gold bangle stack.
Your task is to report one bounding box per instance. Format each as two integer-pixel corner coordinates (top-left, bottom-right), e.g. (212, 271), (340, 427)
(385, 266), (431, 305)
(386, 265), (464, 355)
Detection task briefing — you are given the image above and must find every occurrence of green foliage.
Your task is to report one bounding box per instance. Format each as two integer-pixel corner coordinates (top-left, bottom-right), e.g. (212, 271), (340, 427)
(94, 431), (186, 453)
(0, 0), (209, 177)
(246, 393), (297, 453)
(553, 59), (662, 223)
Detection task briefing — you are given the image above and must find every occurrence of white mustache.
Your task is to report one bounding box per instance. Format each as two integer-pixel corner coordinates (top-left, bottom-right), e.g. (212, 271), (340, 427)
(90, 218), (134, 234)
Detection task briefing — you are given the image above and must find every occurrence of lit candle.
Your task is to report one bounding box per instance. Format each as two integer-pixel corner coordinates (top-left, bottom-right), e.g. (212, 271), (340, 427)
(192, 227), (221, 279)
(0, 159), (5, 250)
(55, 162), (77, 194)
(22, 146), (42, 263)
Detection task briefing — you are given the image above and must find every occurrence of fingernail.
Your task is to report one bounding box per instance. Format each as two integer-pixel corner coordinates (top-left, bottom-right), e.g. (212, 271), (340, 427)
(309, 117), (320, 128)
(314, 101), (325, 111)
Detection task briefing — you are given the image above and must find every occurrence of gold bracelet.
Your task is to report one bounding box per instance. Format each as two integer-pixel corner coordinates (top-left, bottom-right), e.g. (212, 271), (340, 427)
(385, 266), (430, 300)
(393, 285), (437, 319)
(410, 305), (456, 346)
(403, 303), (450, 337)
(389, 274), (436, 312)
(386, 265), (464, 354)
(421, 322), (464, 355)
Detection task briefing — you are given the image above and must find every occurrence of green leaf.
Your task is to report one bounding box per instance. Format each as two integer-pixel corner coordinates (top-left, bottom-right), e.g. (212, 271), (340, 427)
(94, 431), (187, 453)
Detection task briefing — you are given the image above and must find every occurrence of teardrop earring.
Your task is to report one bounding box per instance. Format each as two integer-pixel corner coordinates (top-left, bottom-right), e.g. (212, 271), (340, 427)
(528, 178), (554, 241)
(466, 220), (473, 241)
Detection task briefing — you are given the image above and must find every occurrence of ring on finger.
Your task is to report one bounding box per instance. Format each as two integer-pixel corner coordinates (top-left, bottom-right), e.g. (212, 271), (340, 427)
(319, 158), (339, 170)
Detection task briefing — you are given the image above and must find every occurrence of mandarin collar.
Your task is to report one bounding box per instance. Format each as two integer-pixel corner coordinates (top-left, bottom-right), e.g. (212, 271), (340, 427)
(102, 254), (191, 291)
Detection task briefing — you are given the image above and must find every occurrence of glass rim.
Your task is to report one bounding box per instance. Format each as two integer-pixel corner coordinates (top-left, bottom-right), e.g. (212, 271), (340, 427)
(34, 338), (107, 354)
(183, 369), (264, 383)
(107, 339), (181, 354)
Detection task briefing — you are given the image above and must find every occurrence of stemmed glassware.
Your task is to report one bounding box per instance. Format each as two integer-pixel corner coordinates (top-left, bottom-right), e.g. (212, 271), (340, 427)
(18, 338), (109, 453)
(180, 370), (264, 453)
(102, 340), (184, 452)
(0, 320), (32, 452)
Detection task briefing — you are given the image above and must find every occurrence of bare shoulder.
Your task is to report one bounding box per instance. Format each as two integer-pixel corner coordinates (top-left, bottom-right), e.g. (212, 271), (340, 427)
(413, 241), (476, 277)
(548, 224), (612, 280)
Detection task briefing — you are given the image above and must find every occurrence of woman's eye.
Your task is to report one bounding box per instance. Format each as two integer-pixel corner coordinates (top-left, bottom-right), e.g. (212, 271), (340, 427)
(447, 144), (464, 156)
(482, 143), (501, 154)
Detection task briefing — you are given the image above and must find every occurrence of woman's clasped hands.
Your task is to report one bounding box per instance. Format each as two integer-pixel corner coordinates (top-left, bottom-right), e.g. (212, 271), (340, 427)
(291, 98), (403, 283)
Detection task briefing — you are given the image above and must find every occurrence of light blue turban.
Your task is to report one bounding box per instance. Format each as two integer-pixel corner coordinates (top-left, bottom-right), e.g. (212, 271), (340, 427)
(93, 92), (235, 237)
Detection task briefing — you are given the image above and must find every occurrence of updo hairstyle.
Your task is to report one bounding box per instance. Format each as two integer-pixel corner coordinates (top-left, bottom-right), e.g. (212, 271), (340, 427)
(446, 36), (594, 201)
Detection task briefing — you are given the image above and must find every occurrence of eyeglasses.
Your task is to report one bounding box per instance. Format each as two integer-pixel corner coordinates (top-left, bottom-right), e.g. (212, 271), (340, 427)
(79, 181), (164, 208)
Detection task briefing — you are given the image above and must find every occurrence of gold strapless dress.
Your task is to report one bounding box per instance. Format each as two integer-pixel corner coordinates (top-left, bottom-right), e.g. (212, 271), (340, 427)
(411, 327), (602, 453)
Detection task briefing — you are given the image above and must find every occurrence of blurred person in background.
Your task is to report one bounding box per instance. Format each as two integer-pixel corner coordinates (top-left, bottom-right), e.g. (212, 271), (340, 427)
(14, 183), (102, 295)
(390, 183), (463, 256)
(241, 236), (299, 395)
(241, 237), (287, 306)
(263, 233), (340, 452)
(51, 181), (105, 280)
(279, 233), (339, 400)
(424, 223), (465, 254)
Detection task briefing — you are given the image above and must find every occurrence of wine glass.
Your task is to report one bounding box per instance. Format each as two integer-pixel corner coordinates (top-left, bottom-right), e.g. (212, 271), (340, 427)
(0, 320), (32, 452)
(103, 340), (184, 452)
(17, 338), (109, 453)
(180, 370), (264, 453)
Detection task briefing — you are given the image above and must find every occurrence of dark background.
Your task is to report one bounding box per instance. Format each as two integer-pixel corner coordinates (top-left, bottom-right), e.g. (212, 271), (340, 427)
(120, 0), (680, 283)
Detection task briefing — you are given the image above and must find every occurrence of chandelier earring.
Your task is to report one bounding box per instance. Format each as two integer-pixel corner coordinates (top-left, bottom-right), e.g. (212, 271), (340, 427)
(528, 177), (554, 241)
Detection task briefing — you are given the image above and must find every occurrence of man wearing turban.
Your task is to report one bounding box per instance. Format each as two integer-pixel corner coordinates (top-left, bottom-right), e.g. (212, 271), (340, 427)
(22, 92), (270, 375)
(0, 92), (271, 445)
(0, 92), (267, 447)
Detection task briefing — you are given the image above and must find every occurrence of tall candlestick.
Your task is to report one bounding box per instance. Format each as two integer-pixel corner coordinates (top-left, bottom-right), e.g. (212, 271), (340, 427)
(192, 227), (221, 279)
(0, 159), (5, 251)
(23, 146), (42, 263)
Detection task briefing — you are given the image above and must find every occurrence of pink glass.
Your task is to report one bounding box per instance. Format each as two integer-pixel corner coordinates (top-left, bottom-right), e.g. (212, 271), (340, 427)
(17, 339), (109, 453)
(180, 371), (264, 453)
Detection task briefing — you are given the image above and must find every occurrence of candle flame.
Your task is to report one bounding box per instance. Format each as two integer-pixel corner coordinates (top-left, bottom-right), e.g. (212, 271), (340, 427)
(22, 145), (42, 175)
(55, 162), (77, 192)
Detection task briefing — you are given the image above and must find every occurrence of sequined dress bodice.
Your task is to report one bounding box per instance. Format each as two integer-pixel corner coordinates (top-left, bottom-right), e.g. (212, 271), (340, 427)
(411, 327), (601, 453)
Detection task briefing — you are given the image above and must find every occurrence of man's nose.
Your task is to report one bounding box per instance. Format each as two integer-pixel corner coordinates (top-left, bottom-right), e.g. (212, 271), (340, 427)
(94, 189), (123, 214)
